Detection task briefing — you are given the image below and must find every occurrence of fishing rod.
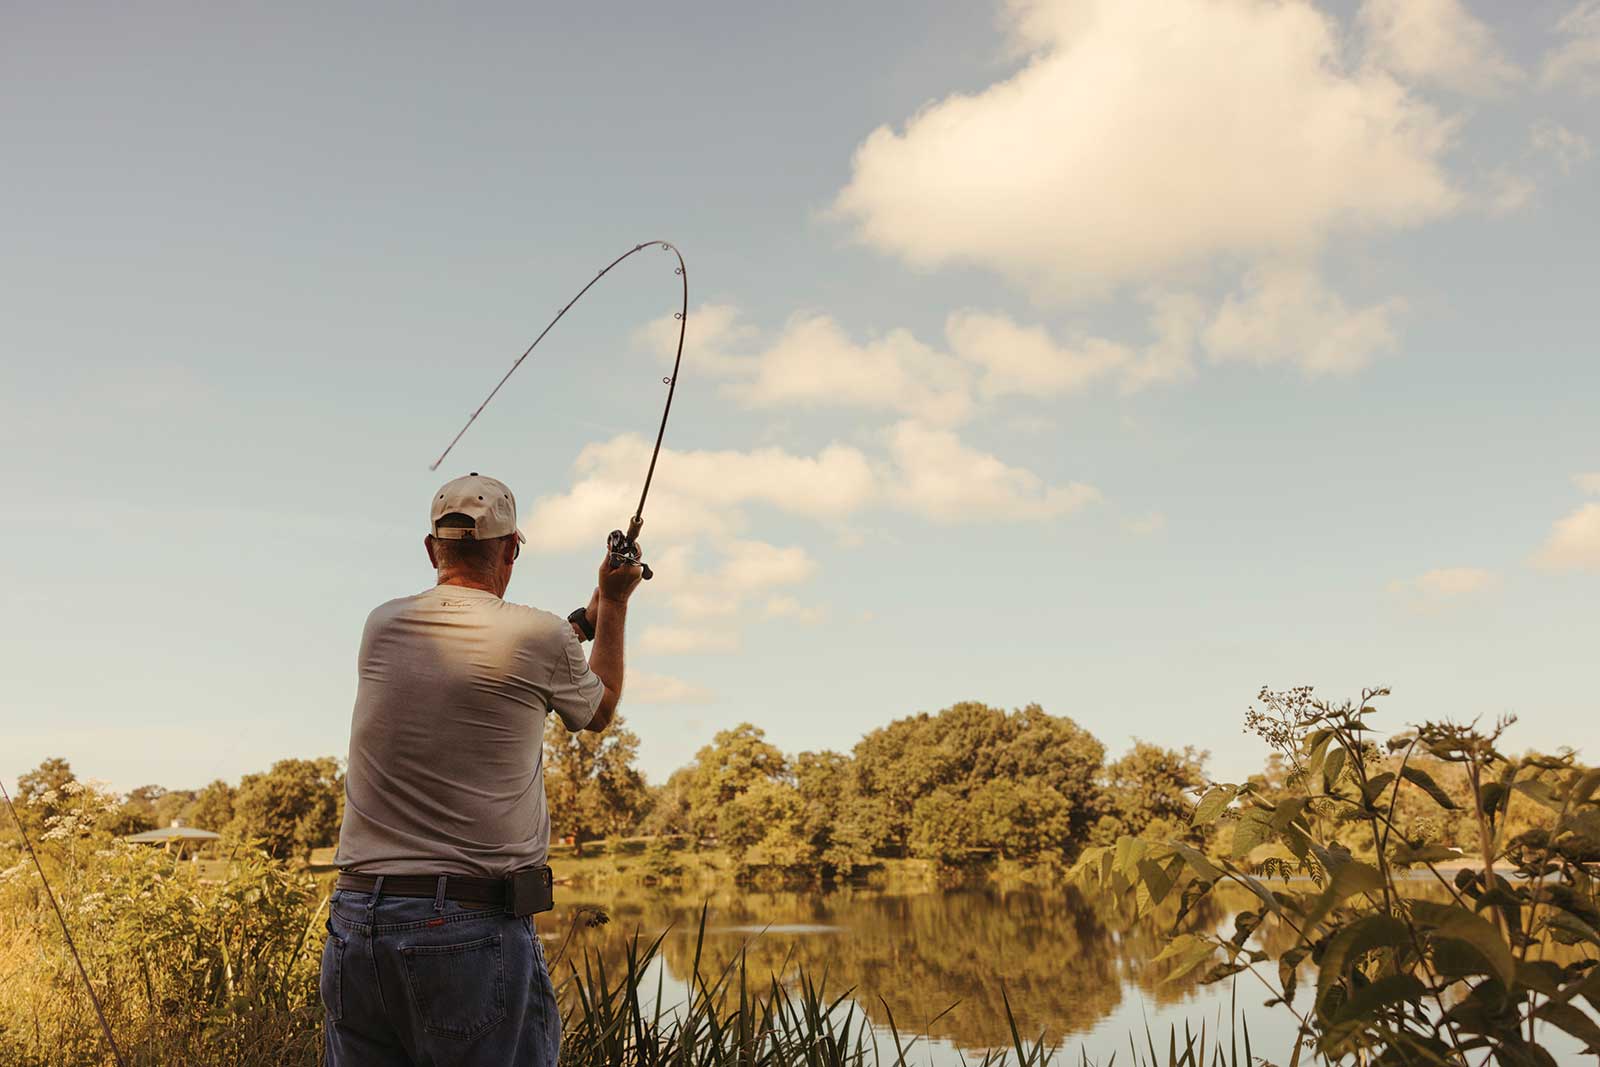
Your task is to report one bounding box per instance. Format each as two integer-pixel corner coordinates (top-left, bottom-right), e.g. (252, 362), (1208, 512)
(429, 240), (689, 581)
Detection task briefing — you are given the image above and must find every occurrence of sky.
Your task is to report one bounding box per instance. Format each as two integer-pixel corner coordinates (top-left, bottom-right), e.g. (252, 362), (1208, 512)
(3, 0), (1598, 794)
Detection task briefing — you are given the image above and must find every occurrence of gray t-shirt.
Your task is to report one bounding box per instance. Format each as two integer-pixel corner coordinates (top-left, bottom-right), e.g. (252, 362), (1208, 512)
(333, 584), (604, 877)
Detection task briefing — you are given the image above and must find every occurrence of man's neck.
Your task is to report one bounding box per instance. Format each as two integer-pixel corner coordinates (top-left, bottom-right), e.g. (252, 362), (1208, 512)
(436, 574), (503, 596)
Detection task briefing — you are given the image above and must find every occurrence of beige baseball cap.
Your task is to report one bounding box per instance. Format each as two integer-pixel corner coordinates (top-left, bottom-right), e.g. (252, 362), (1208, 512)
(430, 473), (527, 543)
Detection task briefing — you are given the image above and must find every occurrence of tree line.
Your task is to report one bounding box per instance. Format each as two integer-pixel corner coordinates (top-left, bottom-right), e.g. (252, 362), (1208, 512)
(9, 695), (1575, 873)
(12, 702), (1208, 871)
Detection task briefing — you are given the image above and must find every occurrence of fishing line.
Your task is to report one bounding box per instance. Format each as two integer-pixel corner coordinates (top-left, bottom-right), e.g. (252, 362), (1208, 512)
(429, 240), (689, 579)
(1, 779), (128, 1067)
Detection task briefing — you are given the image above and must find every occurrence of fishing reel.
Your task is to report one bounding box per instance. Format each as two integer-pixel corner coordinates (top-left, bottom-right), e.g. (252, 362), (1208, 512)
(606, 516), (653, 581)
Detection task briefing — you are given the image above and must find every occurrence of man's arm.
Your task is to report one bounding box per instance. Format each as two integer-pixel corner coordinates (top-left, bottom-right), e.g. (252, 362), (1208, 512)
(584, 548), (642, 732)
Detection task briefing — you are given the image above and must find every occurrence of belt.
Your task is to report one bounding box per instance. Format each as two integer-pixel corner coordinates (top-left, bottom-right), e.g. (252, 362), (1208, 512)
(336, 871), (507, 906)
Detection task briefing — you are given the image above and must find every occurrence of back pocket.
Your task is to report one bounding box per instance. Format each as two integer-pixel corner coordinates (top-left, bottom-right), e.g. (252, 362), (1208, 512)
(402, 933), (507, 1040)
(319, 922), (346, 1023)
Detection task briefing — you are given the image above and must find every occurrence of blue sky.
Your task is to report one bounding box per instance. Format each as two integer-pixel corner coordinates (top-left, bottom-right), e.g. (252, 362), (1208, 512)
(3, 0), (1598, 793)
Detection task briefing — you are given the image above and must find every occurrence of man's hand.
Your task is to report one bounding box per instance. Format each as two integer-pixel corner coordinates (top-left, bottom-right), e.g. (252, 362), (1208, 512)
(598, 544), (644, 603)
(587, 545), (641, 732)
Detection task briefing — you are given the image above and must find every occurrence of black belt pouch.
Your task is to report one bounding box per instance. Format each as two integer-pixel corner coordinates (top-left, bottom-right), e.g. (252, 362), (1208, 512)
(509, 865), (554, 916)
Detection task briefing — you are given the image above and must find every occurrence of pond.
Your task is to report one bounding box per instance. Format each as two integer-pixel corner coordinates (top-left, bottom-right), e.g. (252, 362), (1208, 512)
(534, 883), (1296, 1063)
(534, 882), (1596, 1065)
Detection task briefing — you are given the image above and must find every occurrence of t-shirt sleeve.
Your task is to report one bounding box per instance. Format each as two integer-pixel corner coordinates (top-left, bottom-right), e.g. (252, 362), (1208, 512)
(548, 623), (605, 731)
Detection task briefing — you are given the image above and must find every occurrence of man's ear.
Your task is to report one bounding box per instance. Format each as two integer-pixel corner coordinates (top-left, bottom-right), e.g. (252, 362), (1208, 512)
(424, 534), (439, 568)
(503, 536), (520, 566)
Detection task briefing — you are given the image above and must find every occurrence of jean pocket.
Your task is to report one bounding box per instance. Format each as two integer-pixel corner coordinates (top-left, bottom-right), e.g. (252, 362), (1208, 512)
(402, 933), (507, 1040)
(319, 921), (347, 1023)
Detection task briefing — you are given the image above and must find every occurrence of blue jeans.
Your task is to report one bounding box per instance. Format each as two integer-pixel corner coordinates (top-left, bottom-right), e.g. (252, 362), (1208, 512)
(320, 887), (561, 1066)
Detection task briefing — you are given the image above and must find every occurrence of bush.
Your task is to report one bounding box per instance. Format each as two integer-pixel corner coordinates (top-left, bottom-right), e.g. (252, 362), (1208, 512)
(1072, 687), (1600, 1065)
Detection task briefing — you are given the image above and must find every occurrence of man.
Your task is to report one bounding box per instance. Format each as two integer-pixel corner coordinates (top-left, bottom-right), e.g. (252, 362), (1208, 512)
(321, 472), (641, 1066)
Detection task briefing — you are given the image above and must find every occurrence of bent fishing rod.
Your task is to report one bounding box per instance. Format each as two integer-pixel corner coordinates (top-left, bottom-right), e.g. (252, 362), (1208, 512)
(430, 240), (688, 580)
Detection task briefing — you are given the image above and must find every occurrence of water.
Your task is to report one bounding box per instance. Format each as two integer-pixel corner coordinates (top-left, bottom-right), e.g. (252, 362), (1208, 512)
(534, 883), (1303, 1063)
(534, 882), (1597, 1064)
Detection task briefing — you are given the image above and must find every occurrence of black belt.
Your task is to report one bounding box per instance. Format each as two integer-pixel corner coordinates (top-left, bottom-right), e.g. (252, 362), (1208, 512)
(336, 866), (553, 914)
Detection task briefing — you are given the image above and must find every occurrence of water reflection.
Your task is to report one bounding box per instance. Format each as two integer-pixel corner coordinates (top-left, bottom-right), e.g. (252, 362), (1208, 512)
(534, 884), (1235, 1050)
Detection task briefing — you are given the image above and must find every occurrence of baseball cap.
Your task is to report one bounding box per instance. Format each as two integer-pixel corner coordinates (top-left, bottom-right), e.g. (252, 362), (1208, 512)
(430, 472), (527, 544)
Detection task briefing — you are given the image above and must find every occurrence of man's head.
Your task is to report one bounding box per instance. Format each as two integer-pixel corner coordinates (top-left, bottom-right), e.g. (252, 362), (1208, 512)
(424, 473), (526, 595)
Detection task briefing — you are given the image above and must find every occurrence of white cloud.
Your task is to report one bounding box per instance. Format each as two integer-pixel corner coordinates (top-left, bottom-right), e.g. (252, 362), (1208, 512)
(1574, 472), (1600, 494)
(1531, 120), (1595, 176)
(635, 302), (758, 376)
(834, 0), (1460, 293)
(627, 673), (713, 704)
(945, 310), (1130, 398)
(1485, 170), (1538, 216)
(1390, 567), (1497, 597)
(1535, 503), (1600, 572)
(1543, 1), (1600, 94)
(884, 420), (1099, 523)
(639, 627), (740, 655)
(641, 304), (973, 422)
(1360, 0), (1521, 96)
(725, 314), (973, 424)
(523, 435), (877, 551)
(1202, 264), (1404, 374)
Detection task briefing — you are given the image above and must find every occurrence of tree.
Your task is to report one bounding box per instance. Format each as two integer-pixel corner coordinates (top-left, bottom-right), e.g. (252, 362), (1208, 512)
(545, 715), (650, 853)
(685, 724), (788, 839)
(967, 777), (1071, 860)
(638, 767), (694, 838)
(793, 751), (874, 876)
(855, 702), (1108, 859)
(228, 758), (343, 860)
(152, 788), (196, 828)
(15, 757), (75, 827)
(1099, 741), (1207, 840)
(185, 779), (236, 831)
(907, 788), (973, 864)
(719, 777), (805, 863)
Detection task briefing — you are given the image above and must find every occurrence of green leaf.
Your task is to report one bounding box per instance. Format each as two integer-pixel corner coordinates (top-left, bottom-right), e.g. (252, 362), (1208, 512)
(1199, 961), (1249, 985)
(1151, 934), (1218, 984)
(1362, 772), (1397, 805)
(1192, 785), (1237, 826)
(1410, 901), (1516, 986)
(1231, 811), (1273, 859)
(1328, 973), (1425, 1024)
(1234, 871), (1284, 915)
(1137, 858), (1175, 906)
(1514, 779), (1565, 813)
(1570, 767), (1600, 806)
(1168, 841), (1222, 882)
(1301, 861), (1383, 933)
(1316, 915), (1408, 1012)
(1400, 766), (1458, 810)
(1322, 747), (1347, 792)
(1542, 910), (1600, 948)
(1390, 841), (1462, 866)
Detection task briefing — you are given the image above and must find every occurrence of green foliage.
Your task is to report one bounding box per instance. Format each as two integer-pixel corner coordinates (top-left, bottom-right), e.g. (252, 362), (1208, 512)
(686, 723), (790, 838)
(227, 757), (343, 860)
(14, 756), (75, 828)
(1100, 741), (1209, 841)
(1074, 686), (1600, 1065)
(186, 777), (237, 831)
(1, 780), (325, 1066)
(546, 714), (651, 852)
(854, 702), (1106, 862)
